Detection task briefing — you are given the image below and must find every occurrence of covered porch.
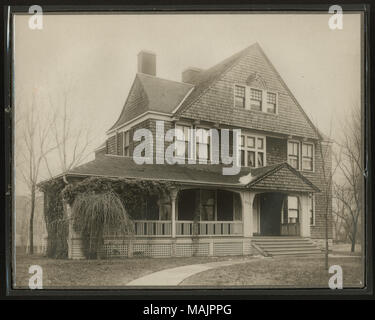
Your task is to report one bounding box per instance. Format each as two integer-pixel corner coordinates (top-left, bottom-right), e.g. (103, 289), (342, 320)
(62, 157), (319, 259)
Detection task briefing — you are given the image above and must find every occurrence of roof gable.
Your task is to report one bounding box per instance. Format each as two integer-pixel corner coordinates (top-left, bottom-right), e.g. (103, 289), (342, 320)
(176, 43), (319, 139)
(109, 73), (193, 131)
(247, 162), (319, 193)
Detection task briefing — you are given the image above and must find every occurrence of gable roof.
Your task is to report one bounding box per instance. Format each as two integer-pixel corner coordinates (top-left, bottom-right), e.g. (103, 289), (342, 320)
(49, 156), (318, 193)
(175, 43), (320, 140)
(109, 73), (193, 131)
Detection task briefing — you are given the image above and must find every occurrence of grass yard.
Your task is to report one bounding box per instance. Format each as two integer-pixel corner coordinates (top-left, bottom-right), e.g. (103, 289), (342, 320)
(180, 256), (364, 288)
(13, 253), (247, 289)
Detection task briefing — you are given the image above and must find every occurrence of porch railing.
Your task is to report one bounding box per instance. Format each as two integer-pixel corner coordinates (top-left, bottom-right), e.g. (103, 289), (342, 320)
(132, 220), (243, 237)
(176, 221), (243, 237)
(134, 220), (172, 237)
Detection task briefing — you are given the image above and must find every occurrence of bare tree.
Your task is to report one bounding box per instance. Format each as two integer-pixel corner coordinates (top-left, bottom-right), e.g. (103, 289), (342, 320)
(334, 106), (362, 252)
(17, 95), (57, 254)
(45, 88), (93, 176)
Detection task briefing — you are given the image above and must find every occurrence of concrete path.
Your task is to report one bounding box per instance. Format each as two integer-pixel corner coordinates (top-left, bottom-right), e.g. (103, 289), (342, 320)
(126, 257), (259, 286)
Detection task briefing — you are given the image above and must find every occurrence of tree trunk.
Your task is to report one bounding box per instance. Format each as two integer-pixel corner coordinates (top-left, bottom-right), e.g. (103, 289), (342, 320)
(351, 226), (357, 252)
(28, 186), (36, 255)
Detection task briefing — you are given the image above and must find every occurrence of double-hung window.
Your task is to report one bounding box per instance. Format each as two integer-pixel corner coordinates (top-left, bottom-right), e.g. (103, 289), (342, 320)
(302, 143), (314, 171)
(250, 88), (262, 111)
(196, 128), (211, 161)
(239, 134), (265, 167)
(175, 125), (191, 158)
(288, 141), (300, 170)
(288, 141), (314, 171)
(234, 85), (246, 108)
(267, 92), (277, 114)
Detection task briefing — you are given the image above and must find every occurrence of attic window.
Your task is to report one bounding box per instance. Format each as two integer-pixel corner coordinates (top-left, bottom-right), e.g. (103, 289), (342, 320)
(267, 92), (277, 114)
(250, 89), (262, 111)
(234, 85), (246, 108)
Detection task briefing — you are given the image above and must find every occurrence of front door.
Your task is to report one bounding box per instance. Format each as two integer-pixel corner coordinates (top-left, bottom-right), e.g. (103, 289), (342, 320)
(259, 193), (284, 236)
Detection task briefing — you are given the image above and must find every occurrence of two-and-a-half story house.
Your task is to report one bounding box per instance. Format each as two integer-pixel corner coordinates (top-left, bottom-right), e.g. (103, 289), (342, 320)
(46, 43), (333, 259)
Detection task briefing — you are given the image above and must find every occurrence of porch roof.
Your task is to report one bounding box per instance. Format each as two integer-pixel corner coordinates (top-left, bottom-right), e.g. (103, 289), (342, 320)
(59, 156), (319, 192)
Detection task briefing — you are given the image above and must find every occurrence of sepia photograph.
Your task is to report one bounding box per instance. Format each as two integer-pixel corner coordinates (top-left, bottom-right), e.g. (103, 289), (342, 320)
(9, 8), (367, 292)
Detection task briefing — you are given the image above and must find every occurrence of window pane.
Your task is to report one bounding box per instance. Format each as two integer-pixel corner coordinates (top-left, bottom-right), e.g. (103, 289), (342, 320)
(302, 159), (313, 171)
(289, 156), (299, 169)
(240, 135), (245, 147)
(250, 100), (262, 111)
(235, 85), (245, 97)
(257, 152), (264, 167)
(251, 88), (262, 100)
(288, 196), (298, 210)
(247, 137), (255, 148)
(257, 138), (264, 149)
(176, 141), (185, 157)
(240, 150), (245, 166)
(247, 151), (255, 167)
(267, 92), (276, 104)
(235, 96), (245, 108)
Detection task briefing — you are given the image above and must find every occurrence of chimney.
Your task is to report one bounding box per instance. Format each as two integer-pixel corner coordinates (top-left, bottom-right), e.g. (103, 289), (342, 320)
(182, 67), (203, 84)
(137, 50), (156, 76)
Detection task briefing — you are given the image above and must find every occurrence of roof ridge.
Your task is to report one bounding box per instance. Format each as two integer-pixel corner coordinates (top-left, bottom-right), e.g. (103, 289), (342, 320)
(255, 45), (320, 140)
(137, 72), (194, 87)
(175, 43), (259, 116)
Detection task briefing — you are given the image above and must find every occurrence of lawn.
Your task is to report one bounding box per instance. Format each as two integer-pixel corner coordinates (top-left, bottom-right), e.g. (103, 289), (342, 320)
(180, 256), (364, 288)
(13, 253), (246, 289)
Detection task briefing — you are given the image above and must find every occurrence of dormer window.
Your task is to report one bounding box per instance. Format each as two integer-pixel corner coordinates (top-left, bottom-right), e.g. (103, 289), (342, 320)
(234, 85), (246, 108)
(250, 88), (262, 111)
(267, 92), (277, 114)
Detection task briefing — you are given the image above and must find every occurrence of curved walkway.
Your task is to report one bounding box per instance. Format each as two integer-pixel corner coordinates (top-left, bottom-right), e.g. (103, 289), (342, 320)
(126, 257), (260, 286)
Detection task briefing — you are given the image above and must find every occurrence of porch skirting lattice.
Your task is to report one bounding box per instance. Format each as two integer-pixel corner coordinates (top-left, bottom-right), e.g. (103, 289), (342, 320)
(70, 237), (252, 259)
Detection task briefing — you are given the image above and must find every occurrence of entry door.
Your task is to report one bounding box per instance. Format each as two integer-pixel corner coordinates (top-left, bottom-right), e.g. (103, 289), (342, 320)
(259, 193), (284, 236)
(280, 196), (300, 236)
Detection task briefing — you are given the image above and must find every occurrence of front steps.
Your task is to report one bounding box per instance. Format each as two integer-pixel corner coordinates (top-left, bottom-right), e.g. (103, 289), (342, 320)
(252, 237), (323, 257)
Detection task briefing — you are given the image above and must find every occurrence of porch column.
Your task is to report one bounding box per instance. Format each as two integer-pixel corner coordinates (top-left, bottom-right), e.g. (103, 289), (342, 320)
(241, 191), (255, 238)
(299, 193), (311, 237)
(170, 189), (178, 238)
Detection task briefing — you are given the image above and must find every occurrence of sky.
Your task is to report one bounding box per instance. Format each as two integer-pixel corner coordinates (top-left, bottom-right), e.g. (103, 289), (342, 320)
(14, 12), (362, 196)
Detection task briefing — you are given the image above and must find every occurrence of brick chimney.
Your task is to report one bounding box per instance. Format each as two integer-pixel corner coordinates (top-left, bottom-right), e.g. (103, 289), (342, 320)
(182, 67), (203, 84)
(138, 50), (156, 76)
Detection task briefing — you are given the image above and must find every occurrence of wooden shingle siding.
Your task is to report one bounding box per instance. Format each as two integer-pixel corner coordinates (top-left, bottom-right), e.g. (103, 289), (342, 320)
(106, 135), (116, 155)
(180, 45), (318, 139)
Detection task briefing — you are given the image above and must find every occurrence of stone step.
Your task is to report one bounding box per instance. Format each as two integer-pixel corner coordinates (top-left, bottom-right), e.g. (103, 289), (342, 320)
(258, 244), (319, 250)
(270, 250), (324, 256)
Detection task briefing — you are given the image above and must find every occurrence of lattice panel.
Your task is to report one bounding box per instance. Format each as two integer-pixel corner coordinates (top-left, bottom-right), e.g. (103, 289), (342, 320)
(102, 242), (128, 258)
(214, 242), (243, 256)
(133, 243), (172, 258)
(175, 243), (210, 257)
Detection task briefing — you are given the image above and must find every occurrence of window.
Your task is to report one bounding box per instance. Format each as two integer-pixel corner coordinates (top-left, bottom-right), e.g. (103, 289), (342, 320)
(267, 92), (277, 113)
(234, 85), (246, 108)
(239, 133), (266, 168)
(234, 84), (278, 114)
(175, 125), (191, 158)
(288, 140), (314, 171)
(287, 196), (299, 224)
(124, 131), (130, 156)
(196, 128), (211, 161)
(309, 194), (315, 225)
(250, 88), (262, 111)
(288, 141), (300, 169)
(302, 143), (314, 171)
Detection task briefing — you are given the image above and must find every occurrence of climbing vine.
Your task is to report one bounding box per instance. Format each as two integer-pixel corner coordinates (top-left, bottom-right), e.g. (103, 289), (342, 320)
(39, 176), (176, 259)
